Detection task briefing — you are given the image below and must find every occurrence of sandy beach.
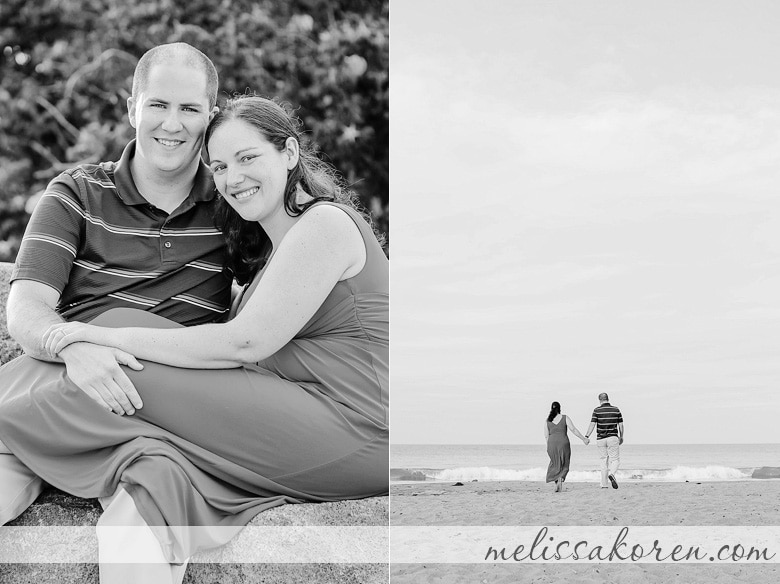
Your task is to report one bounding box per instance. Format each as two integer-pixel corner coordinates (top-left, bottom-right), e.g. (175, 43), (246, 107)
(390, 480), (780, 583)
(392, 480), (780, 526)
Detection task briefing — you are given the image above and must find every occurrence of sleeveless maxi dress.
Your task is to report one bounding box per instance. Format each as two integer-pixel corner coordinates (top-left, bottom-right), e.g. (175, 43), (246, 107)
(0, 202), (388, 561)
(545, 415), (571, 483)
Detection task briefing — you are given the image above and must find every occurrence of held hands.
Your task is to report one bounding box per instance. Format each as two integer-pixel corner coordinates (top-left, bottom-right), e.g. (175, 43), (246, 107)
(583, 436), (590, 445)
(43, 322), (93, 359)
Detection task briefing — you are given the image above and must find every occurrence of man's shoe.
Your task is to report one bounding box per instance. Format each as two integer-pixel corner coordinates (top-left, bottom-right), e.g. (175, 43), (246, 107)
(608, 474), (618, 489)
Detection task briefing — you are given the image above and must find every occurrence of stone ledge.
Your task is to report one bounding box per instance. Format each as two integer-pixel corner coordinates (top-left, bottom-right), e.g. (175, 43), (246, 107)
(752, 466), (780, 479)
(0, 263), (388, 583)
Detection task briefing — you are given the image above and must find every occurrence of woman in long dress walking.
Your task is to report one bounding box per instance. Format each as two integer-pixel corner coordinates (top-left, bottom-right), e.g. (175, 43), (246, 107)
(544, 401), (589, 492)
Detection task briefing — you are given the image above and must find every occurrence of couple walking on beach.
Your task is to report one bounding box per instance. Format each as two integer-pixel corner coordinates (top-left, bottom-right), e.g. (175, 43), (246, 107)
(544, 393), (624, 492)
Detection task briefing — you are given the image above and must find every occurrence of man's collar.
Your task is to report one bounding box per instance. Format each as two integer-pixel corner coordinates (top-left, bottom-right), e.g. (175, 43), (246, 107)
(113, 140), (216, 206)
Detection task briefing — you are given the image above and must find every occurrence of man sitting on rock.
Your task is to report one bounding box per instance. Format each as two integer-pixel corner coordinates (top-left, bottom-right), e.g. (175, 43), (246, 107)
(0, 42), (228, 582)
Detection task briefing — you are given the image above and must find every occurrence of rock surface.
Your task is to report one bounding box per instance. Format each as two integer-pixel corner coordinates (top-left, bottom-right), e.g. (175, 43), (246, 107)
(0, 262), (388, 583)
(751, 466), (780, 479)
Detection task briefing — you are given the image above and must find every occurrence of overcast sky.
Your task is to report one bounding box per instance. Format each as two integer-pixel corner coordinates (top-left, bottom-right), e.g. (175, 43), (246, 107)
(390, 0), (780, 445)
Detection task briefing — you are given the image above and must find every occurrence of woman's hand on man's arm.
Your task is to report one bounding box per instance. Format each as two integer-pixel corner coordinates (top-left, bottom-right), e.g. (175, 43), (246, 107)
(8, 280), (143, 415)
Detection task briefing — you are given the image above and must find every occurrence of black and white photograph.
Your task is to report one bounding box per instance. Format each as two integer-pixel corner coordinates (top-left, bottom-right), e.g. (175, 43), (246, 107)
(391, 0), (780, 582)
(0, 1), (387, 582)
(3, 1), (780, 583)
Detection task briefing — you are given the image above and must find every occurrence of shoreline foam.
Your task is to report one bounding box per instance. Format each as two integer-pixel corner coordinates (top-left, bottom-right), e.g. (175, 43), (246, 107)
(391, 464), (777, 483)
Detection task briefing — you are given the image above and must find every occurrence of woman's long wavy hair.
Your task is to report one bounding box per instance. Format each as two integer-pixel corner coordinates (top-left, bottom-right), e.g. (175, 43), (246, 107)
(547, 401), (561, 423)
(205, 95), (367, 285)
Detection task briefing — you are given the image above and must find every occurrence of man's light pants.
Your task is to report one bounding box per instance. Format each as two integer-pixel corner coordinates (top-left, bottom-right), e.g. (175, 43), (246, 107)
(1, 439), (187, 584)
(596, 435), (620, 487)
(0, 438), (43, 525)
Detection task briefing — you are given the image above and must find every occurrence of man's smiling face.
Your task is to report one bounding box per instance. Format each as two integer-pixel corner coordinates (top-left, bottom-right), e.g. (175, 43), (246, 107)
(127, 62), (216, 177)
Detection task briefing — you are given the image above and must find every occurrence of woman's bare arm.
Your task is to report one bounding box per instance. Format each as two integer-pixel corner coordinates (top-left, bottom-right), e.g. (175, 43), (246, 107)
(44, 206), (365, 368)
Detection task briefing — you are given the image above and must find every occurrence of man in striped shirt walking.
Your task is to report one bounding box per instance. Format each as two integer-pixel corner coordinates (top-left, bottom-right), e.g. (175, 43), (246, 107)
(585, 393), (624, 489)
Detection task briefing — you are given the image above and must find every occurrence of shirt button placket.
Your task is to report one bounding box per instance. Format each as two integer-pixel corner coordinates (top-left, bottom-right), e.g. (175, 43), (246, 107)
(161, 218), (173, 262)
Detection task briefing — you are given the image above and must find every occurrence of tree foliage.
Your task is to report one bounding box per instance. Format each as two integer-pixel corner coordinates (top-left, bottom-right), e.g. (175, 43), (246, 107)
(0, 0), (388, 262)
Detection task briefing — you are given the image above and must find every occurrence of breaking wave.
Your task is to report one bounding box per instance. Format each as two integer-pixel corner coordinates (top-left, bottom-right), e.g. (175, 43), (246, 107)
(391, 465), (755, 483)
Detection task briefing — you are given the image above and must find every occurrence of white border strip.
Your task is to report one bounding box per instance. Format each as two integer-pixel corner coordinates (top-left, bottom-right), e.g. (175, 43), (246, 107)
(389, 526), (780, 564)
(0, 526), (388, 563)
(5, 525), (778, 564)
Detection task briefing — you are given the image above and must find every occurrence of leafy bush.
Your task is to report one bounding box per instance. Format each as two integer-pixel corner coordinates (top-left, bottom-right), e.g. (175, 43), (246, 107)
(0, 0), (388, 262)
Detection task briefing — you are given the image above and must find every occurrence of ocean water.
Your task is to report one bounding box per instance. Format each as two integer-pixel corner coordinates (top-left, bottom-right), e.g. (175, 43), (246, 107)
(390, 443), (780, 483)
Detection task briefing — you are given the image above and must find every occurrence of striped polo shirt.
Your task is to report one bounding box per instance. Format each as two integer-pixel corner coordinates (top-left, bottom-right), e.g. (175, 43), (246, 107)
(12, 140), (231, 325)
(591, 403), (623, 440)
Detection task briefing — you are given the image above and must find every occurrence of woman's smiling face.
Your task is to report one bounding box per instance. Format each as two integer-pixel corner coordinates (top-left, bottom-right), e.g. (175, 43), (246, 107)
(208, 118), (297, 224)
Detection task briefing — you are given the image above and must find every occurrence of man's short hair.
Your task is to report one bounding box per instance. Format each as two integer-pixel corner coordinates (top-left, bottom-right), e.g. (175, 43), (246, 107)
(598, 392), (609, 402)
(132, 42), (218, 108)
